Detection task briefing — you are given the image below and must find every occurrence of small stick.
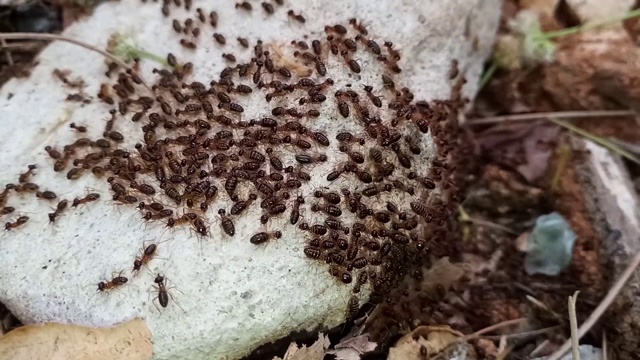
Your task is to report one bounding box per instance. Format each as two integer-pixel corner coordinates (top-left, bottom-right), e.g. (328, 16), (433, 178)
(568, 291), (580, 360)
(0, 32), (151, 91)
(546, 252), (640, 360)
(463, 318), (527, 341)
(468, 110), (636, 126)
(0, 32), (129, 70)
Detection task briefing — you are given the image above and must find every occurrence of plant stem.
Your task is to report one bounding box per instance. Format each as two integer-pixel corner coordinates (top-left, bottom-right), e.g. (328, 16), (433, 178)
(0, 32), (130, 70)
(544, 8), (640, 39)
(135, 49), (168, 67)
(477, 62), (498, 92)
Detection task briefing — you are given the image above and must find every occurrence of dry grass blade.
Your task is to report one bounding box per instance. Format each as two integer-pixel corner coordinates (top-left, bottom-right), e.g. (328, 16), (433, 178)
(479, 325), (559, 340)
(549, 118), (640, 165)
(468, 110), (636, 126)
(463, 318), (527, 341)
(546, 252), (640, 360)
(0, 32), (130, 70)
(458, 206), (518, 235)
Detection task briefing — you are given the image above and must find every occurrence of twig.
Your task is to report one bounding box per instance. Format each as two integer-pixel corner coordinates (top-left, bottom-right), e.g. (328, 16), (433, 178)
(0, 41), (44, 51)
(463, 318), (527, 341)
(543, 8), (640, 39)
(0, 32), (130, 70)
(468, 110), (636, 126)
(602, 332), (608, 360)
(458, 206), (518, 235)
(479, 325), (559, 340)
(530, 340), (550, 357)
(526, 295), (563, 322)
(568, 291), (580, 360)
(546, 252), (640, 360)
(496, 345), (514, 360)
(549, 117), (640, 165)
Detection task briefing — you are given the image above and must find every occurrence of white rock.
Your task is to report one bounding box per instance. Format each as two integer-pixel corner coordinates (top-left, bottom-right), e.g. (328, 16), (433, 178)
(0, 0), (500, 359)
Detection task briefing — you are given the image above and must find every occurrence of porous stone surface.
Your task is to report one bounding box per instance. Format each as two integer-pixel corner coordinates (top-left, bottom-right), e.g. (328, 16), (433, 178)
(0, 0), (500, 359)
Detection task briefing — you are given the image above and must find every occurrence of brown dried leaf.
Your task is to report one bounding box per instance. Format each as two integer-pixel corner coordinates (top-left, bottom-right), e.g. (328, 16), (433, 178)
(475, 339), (499, 357)
(478, 123), (558, 183)
(326, 334), (377, 360)
(0, 318), (152, 360)
(273, 333), (329, 360)
(388, 325), (472, 360)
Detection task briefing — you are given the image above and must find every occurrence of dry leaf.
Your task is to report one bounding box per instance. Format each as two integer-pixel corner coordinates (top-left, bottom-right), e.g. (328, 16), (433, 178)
(326, 334), (377, 360)
(388, 325), (468, 360)
(475, 339), (498, 357)
(478, 123), (558, 183)
(272, 333), (329, 360)
(0, 318), (152, 360)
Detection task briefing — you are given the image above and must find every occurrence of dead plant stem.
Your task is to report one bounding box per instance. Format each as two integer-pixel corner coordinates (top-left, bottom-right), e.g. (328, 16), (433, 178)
(546, 252), (640, 360)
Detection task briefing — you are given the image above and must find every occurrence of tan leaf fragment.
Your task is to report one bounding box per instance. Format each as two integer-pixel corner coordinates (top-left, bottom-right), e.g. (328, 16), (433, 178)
(272, 333), (330, 360)
(326, 334), (377, 360)
(0, 318), (152, 360)
(388, 325), (472, 360)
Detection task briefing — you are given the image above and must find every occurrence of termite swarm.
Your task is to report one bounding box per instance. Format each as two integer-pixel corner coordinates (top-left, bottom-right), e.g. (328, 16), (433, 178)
(9, 10), (467, 326)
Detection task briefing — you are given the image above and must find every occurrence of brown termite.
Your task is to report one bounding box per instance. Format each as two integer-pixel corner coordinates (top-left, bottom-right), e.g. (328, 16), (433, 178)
(5, 215), (28, 231)
(45, 146), (62, 160)
(97, 272), (128, 292)
(172, 19), (182, 32)
(250, 231), (282, 245)
(290, 195), (304, 225)
(311, 203), (342, 217)
(151, 274), (184, 312)
(313, 190), (341, 204)
(314, 58), (327, 76)
(237, 37), (249, 48)
(69, 122), (87, 133)
(132, 240), (167, 274)
(213, 33), (226, 45)
(235, 1), (252, 10)
(218, 209), (235, 236)
(336, 132), (365, 145)
(209, 11), (218, 27)
(18, 164), (37, 183)
(261, 2), (274, 13)
(230, 194), (258, 215)
(348, 18), (368, 35)
(15, 182), (39, 192)
(303, 246), (322, 260)
(180, 39), (197, 49)
(294, 153), (327, 164)
(347, 59), (361, 73)
(222, 53), (237, 62)
(345, 296), (359, 319)
(35, 191), (57, 200)
(287, 10), (305, 23)
(338, 144), (365, 164)
(1, 206), (15, 215)
(48, 199), (69, 223)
